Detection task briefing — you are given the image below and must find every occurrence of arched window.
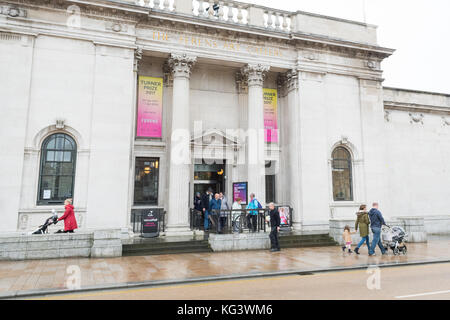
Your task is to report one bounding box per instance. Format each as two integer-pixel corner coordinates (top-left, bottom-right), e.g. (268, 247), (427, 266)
(38, 133), (77, 205)
(331, 147), (353, 201)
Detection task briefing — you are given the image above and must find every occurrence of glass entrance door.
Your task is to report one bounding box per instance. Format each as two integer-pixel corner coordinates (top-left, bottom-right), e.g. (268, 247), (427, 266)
(194, 160), (225, 195)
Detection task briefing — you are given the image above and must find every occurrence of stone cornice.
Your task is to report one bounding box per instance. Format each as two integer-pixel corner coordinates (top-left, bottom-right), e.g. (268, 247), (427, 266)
(6, 0), (394, 60)
(146, 8), (394, 60)
(384, 101), (450, 116)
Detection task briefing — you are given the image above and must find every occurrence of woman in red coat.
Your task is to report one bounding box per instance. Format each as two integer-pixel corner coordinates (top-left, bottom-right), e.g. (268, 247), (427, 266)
(58, 198), (78, 233)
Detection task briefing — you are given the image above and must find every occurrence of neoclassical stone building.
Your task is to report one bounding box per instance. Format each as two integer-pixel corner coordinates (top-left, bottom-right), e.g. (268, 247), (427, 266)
(1, 0), (449, 236)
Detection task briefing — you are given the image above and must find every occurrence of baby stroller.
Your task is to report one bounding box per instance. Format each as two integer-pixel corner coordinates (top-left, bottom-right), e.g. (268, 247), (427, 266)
(381, 225), (408, 255)
(31, 209), (58, 235)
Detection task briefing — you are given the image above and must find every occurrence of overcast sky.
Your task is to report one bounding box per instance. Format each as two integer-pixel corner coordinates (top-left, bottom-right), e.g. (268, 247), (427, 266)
(246, 0), (450, 93)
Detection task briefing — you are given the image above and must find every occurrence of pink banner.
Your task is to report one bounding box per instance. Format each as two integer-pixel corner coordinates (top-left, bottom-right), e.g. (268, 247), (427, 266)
(136, 76), (163, 138)
(263, 88), (278, 143)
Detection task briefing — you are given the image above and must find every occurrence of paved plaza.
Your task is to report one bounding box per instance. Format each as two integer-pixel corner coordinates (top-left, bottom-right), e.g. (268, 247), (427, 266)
(0, 236), (449, 298)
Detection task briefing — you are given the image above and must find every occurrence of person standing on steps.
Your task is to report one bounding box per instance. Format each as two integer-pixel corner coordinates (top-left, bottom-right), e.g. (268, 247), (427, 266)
(201, 188), (213, 231)
(246, 193), (262, 232)
(354, 204), (370, 255)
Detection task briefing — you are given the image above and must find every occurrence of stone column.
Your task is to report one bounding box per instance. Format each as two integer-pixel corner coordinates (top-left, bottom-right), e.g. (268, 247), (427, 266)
(241, 64), (269, 206)
(285, 70), (303, 230)
(165, 53), (196, 236)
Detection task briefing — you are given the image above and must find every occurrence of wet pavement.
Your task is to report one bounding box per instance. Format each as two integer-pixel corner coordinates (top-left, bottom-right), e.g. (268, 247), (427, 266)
(36, 263), (450, 300)
(0, 236), (449, 298)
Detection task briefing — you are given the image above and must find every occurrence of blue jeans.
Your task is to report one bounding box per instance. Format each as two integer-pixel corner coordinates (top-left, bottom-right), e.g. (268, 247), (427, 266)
(356, 236), (370, 249)
(204, 210), (209, 230)
(369, 227), (386, 255)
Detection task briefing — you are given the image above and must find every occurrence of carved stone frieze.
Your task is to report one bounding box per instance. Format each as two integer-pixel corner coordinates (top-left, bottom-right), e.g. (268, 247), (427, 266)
(409, 113), (424, 125)
(0, 5), (27, 17)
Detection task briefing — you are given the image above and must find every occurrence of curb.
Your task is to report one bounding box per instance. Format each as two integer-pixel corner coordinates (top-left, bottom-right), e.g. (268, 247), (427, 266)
(2, 258), (449, 299)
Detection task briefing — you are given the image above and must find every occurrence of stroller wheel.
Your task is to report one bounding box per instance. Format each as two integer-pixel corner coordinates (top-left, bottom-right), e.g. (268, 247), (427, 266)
(393, 248), (400, 255)
(402, 245), (407, 255)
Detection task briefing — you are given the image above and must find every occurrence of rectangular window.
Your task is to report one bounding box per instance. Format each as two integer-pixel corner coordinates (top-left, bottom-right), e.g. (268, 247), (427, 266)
(134, 157), (159, 205)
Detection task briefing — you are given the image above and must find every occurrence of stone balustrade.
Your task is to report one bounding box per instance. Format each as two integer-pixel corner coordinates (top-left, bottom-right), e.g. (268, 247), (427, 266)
(132, 0), (292, 32)
(134, 0), (176, 12)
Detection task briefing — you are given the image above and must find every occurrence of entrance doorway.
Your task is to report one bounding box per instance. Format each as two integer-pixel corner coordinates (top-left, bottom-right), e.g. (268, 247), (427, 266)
(194, 160), (225, 196)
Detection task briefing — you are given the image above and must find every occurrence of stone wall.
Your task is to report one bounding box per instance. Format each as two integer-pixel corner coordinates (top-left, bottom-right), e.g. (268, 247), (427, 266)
(0, 229), (122, 261)
(208, 233), (271, 252)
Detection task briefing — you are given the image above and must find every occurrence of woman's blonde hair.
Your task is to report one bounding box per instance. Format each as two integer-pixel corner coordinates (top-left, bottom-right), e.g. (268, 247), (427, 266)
(65, 198), (73, 205)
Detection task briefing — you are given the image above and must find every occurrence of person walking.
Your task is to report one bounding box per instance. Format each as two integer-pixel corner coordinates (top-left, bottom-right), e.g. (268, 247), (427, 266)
(368, 202), (387, 256)
(354, 204), (370, 255)
(268, 203), (280, 252)
(246, 193), (261, 232)
(201, 188), (213, 231)
(342, 225), (355, 254)
(57, 198), (78, 233)
(209, 193), (222, 232)
(232, 197), (243, 233)
(219, 192), (230, 233)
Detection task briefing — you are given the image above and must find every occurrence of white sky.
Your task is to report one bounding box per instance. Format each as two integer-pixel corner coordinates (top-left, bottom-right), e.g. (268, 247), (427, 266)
(246, 0), (450, 93)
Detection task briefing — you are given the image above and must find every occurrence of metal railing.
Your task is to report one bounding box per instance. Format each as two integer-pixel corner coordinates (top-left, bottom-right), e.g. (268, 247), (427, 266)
(190, 206), (293, 234)
(131, 208), (166, 235)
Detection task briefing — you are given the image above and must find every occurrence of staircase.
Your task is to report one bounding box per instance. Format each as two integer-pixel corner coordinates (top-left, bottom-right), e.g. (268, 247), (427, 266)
(279, 233), (338, 248)
(122, 236), (212, 256)
(122, 233), (338, 256)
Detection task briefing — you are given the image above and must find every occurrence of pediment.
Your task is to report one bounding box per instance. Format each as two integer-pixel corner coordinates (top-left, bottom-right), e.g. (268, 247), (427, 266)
(191, 129), (241, 147)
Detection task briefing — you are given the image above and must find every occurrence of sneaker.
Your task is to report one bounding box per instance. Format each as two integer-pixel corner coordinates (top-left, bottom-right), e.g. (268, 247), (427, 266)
(354, 248), (360, 255)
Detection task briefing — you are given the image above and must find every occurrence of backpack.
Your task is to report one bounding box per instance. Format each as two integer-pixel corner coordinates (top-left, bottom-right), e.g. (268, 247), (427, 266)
(257, 200), (262, 209)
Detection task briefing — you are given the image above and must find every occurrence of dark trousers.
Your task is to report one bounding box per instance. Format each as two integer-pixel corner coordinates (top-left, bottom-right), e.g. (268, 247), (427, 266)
(218, 216), (227, 233)
(248, 215), (257, 232)
(269, 227), (280, 249)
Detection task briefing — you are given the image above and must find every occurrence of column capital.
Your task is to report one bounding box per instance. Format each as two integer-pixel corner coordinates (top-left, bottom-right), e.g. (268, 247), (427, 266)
(168, 53), (197, 78)
(133, 46), (143, 72)
(285, 69), (299, 92)
(240, 64), (270, 87)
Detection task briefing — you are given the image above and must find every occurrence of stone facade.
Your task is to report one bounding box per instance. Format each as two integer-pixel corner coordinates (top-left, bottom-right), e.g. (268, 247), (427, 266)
(0, 0), (449, 239)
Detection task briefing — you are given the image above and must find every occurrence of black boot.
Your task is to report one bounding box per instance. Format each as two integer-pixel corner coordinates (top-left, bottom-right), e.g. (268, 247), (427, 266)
(354, 247), (360, 255)
(342, 246), (346, 252)
(348, 249), (353, 254)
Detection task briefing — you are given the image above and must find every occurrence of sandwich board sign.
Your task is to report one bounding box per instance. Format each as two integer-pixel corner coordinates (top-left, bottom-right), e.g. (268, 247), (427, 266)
(141, 209), (159, 238)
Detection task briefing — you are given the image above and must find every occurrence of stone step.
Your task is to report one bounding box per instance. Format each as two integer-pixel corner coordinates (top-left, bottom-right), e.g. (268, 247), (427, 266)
(280, 241), (338, 248)
(278, 234), (338, 248)
(123, 241), (209, 251)
(122, 240), (212, 256)
(280, 234), (334, 239)
(123, 246), (213, 256)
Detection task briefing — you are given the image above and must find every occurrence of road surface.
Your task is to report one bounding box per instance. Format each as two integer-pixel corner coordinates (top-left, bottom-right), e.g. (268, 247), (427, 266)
(30, 262), (450, 300)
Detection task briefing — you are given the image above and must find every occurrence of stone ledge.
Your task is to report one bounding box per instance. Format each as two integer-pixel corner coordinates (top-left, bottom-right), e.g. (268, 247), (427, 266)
(208, 232), (271, 252)
(0, 229), (121, 261)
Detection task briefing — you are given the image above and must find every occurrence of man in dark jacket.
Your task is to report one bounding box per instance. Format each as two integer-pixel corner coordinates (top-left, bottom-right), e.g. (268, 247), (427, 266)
(368, 202), (387, 256)
(268, 203), (281, 252)
(209, 193), (222, 232)
(201, 188), (213, 231)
